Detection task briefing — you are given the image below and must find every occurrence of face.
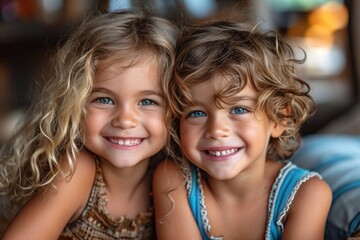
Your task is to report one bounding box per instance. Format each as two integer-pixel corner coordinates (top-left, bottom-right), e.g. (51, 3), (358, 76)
(84, 54), (167, 169)
(179, 76), (284, 180)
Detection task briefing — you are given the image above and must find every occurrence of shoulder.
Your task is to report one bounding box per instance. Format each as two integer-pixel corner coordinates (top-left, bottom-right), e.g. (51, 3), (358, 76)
(153, 159), (186, 192)
(61, 150), (97, 205)
(45, 149), (97, 217)
(69, 149), (97, 184)
(285, 163), (332, 213)
(292, 175), (332, 206)
(287, 162), (332, 205)
(50, 149), (97, 195)
(41, 149), (97, 222)
(293, 174), (332, 207)
(153, 160), (203, 239)
(282, 174), (332, 239)
(152, 159), (189, 216)
(1, 149), (97, 239)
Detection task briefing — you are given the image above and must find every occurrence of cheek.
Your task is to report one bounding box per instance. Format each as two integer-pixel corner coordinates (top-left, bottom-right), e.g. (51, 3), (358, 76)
(179, 123), (197, 150)
(237, 120), (273, 149)
(86, 110), (105, 129)
(85, 113), (98, 133)
(84, 109), (112, 140)
(241, 125), (261, 138)
(144, 113), (167, 139)
(235, 121), (269, 145)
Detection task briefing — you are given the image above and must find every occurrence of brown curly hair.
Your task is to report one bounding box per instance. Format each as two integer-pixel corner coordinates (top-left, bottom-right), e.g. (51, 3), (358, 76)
(165, 20), (315, 164)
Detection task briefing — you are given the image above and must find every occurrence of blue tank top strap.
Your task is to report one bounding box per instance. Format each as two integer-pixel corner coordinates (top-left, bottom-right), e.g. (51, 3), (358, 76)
(266, 162), (321, 240)
(187, 163), (211, 240)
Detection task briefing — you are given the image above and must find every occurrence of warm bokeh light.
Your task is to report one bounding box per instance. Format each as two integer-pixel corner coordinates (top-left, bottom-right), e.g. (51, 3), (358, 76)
(308, 1), (348, 32)
(304, 1), (348, 48)
(305, 24), (334, 47)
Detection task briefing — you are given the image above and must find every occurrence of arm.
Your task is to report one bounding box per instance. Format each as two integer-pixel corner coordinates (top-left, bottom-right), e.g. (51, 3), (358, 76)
(282, 177), (332, 240)
(2, 150), (96, 240)
(153, 160), (202, 240)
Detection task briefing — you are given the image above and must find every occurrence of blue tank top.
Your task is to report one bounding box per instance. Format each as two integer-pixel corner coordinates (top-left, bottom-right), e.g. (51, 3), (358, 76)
(184, 162), (321, 240)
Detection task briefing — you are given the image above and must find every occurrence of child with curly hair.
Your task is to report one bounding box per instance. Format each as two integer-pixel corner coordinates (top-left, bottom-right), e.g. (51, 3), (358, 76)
(0, 10), (177, 239)
(153, 20), (332, 240)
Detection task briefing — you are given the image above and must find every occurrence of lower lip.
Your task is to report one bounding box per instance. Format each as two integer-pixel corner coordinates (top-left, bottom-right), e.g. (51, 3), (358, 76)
(104, 138), (144, 150)
(202, 149), (240, 162)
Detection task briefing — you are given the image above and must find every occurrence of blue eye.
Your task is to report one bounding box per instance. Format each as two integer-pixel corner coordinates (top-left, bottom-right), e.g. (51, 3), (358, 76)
(231, 107), (248, 115)
(189, 111), (206, 118)
(139, 99), (156, 106)
(95, 97), (114, 105)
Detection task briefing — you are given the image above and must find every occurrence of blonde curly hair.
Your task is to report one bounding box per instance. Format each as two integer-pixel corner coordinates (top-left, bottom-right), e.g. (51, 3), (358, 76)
(165, 20), (315, 164)
(0, 10), (177, 208)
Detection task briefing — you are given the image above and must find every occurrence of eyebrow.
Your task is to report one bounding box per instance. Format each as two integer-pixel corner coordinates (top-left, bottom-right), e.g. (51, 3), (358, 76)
(91, 87), (110, 93)
(141, 90), (163, 97)
(226, 95), (258, 102)
(91, 87), (162, 97)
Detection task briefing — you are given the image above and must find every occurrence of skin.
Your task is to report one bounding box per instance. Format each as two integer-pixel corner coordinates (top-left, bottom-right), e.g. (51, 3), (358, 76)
(153, 76), (332, 240)
(2, 54), (167, 239)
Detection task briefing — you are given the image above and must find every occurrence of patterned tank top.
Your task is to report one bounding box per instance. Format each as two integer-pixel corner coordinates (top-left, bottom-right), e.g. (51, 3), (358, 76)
(59, 157), (154, 240)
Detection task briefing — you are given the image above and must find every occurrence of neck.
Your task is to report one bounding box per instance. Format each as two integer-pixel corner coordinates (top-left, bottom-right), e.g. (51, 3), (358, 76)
(206, 160), (271, 204)
(100, 158), (150, 197)
(100, 158), (152, 219)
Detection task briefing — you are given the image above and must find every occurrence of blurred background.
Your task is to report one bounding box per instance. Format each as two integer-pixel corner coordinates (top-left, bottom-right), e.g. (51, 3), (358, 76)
(1, 0), (360, 236)
(0, 0), (359, 145)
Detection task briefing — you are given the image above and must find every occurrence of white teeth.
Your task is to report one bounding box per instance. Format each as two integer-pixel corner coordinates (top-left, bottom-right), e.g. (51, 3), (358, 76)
(108, 138), (141, 146)
(208, 148), (238, 156)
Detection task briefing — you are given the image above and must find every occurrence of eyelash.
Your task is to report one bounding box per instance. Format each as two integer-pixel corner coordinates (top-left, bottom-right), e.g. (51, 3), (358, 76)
(186, 106), (249, 118)
(93, 97), (159, 106)
(94, 97), (114, 105)
(139, 99), (158, 106)
(188, 111), (206, 118)
(231, 106), (249, 114)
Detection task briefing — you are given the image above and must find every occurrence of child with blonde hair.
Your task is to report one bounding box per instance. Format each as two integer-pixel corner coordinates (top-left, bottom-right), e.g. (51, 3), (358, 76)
(153, 20), (332, 240)
(0, 10), (177, 239)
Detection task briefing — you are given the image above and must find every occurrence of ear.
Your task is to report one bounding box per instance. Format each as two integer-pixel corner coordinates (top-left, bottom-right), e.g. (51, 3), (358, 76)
(271, 122), (285, 138)
(270, 105), (290, 138)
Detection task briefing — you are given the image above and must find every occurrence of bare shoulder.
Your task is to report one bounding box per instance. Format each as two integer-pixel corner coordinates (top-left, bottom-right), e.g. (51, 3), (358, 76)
(56, 149), (97, 217)
(48, 149), (96, 205)
(283, 175), (332, 240)
(289, 175), (332, 218)
(293, 175), (332, 206)
(66, 149), (97, 185)
(152, 159), (186, 192)
(2, 149), (97, 239)
(153, 160), (202, 239)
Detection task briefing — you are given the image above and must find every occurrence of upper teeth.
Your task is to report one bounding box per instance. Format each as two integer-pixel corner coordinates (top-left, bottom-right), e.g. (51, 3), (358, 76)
(208, 148), (238, 156)
(109, 138), (141, 146)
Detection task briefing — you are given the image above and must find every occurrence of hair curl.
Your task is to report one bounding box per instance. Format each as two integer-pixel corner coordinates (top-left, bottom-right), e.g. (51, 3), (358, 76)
(165, 20), (315, 165)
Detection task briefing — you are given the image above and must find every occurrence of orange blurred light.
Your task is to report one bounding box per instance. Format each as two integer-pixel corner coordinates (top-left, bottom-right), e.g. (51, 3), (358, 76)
(308, 1), (348, 33)
(304, 24), (334, 47)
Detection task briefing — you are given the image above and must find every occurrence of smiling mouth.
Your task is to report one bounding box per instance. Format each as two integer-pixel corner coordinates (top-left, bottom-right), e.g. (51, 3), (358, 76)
(206, 148), (239, 157)
(106, 138), (143, 146)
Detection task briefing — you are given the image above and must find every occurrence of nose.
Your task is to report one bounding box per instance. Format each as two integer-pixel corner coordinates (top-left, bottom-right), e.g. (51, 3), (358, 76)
(204, 114), (230, 139)
(111, 105), (138, 129)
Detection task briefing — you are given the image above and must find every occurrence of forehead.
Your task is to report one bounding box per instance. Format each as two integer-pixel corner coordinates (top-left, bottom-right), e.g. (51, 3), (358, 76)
(188, 74), (251, 94)
(187, 79), (257, 108)
(95, 53), (160, 82)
